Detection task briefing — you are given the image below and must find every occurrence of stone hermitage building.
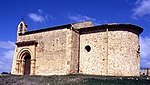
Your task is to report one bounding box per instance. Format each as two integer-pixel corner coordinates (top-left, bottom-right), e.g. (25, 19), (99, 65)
(11, 21), (143, 76)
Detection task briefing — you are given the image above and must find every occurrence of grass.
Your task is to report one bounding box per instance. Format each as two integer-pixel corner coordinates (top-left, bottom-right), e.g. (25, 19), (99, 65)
(0, 74), (150, 85)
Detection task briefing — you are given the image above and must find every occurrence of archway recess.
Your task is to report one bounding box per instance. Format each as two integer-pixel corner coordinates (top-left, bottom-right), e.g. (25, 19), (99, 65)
(23, 54), (31, 75)
(13, 40), (37, 75)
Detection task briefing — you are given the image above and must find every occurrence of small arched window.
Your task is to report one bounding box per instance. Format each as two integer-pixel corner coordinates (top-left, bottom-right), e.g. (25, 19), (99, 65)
(20, 23), (23, 31)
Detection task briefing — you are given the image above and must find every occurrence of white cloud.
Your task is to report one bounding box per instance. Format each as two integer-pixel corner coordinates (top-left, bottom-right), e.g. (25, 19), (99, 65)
(133, 0), (150, 18)
(0, 41), (15, 73)
(28, 13), (45, 23)
(0, 61), (3, 65)
(140, 36), (150, 68)
(0, 41), (15, 49)
(38, 9), (43, 14)
(68, 14), (96, 22)
(67, 14), (101, 25)
(28, 9), (53, 23)
(2, 50), (14, 60)
(0, 50), (14, 71)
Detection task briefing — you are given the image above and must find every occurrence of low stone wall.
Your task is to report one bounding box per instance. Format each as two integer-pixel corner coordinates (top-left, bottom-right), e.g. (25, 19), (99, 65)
(0, 75), (150, 85)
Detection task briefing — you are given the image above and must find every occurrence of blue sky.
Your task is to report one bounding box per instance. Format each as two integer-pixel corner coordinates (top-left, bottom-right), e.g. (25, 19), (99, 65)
(0, 0), (150, 73)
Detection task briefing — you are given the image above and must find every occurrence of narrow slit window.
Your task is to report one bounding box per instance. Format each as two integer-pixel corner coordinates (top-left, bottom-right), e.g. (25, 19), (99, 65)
(20, 23), (23, 31)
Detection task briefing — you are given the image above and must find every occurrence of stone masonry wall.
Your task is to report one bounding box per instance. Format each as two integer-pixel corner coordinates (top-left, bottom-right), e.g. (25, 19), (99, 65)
(148, 69), (150, 76)
(79, 29), (108, 75)
(12, 21), (93, 75)
(108, 30), (140, 76)
(12, 22), (141, 76)
(12, 29), (74, 75)
(70, 30), (80, 74)
(79, 27), (140, 76)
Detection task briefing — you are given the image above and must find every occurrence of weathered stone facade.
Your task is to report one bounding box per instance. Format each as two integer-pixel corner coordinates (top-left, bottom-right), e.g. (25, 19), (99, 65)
(11, 21), (143, 76)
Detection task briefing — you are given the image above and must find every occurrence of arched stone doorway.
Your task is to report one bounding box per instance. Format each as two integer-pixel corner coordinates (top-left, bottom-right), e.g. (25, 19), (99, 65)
(23, 54), (31, 75)
(16, 49), (35, 75)
(14, 41), (37, 75)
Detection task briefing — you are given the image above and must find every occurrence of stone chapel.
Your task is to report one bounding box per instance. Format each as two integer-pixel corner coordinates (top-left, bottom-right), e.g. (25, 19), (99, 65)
(11, 21), (143, 76)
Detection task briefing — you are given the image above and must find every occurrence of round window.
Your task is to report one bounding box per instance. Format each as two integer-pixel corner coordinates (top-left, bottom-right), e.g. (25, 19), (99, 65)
(85, 45), (91, 52)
